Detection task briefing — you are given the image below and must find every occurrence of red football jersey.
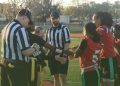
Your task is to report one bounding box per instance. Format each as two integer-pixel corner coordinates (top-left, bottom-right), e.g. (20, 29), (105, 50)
(96, 26), (116, 58)
(80, 36), (101, 72)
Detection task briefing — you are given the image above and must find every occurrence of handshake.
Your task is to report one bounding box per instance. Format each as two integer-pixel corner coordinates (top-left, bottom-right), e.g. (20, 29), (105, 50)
(54, 48), (75, 64)
(55, 48), (74, 55)
(54, 45), (80, 64)
(31, 43), (78, 64)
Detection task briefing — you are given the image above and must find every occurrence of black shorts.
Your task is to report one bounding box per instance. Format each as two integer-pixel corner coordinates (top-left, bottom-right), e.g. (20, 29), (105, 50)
(48, 58), (69, 75)
(81, 69), (100, 86)
(100, 57), (118, 80)
(48, 52), (69, 75)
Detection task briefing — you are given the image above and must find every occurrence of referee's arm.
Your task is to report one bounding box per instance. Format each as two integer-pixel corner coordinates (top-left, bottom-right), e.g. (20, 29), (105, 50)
(16, 28), (36, 56)
(63, 27), (71, 51)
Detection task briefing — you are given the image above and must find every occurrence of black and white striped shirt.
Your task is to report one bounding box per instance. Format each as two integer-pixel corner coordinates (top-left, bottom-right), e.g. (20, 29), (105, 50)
(46, 24), (70, 49)
(1, 19), (30, 62)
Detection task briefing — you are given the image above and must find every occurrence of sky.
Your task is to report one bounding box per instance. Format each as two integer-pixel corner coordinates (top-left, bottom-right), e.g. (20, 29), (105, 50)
(0, 0), (119, 6)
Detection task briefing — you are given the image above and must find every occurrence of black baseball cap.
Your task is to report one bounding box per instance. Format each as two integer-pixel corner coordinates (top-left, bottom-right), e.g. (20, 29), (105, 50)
(18, 9), (32, 23)
(50, 11), (60, 18)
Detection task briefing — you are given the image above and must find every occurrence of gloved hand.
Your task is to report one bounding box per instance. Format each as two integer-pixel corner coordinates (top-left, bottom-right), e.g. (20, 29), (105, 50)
(33, 50), (41, 57)
(31, 43), (40, 51)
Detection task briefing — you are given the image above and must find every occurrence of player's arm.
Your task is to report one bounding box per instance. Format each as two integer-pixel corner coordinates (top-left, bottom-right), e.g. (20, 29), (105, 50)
(117, 46), (120, 54)
(29, 33), (62, 53)
(115, 45), (120, 55)
(74, 39), (87, 58)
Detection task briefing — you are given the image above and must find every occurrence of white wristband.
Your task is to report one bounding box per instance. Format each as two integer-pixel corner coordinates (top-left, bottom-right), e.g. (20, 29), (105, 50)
(55, 49), (62, 53)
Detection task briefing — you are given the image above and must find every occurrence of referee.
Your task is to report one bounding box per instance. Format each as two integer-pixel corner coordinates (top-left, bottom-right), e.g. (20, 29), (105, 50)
(46, 11), (71, 86)
(0, 9), (40, 86)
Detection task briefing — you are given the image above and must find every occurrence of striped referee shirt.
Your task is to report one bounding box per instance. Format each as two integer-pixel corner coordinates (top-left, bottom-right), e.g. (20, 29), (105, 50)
(1, 19), (30, 62)
(46, 24), (71, 49)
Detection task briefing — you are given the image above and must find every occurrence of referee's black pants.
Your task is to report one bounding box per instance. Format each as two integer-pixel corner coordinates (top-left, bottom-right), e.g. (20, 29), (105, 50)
(0, 59), (29, 86)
